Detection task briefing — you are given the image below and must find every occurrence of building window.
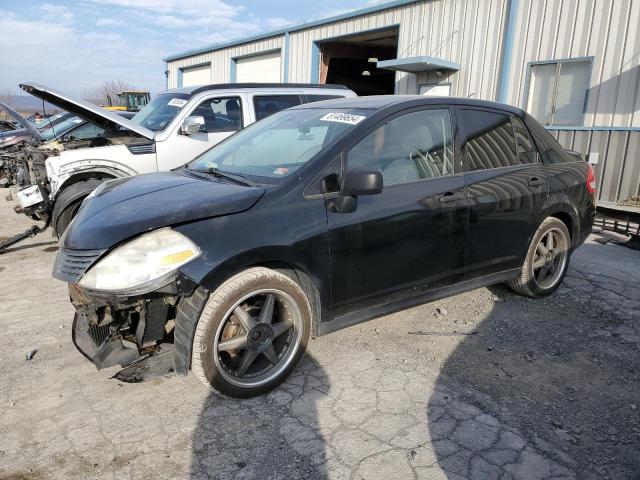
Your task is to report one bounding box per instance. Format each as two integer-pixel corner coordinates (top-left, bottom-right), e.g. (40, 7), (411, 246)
(526, 59), (591, 126)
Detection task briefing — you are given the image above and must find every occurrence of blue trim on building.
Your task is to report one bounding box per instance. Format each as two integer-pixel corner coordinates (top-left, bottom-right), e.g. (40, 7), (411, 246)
(283, 32), (290, 83)
(177, 68), (183, 88)
(163, 0), (420, 62)
(165, 62), (169, 90)
(230, 59), (237, 83)
(497, 0), (519, 103)
(310, 42), (320, 84)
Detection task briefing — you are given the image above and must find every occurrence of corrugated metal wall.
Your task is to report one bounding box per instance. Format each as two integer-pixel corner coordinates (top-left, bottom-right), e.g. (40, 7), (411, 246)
(165, 0), (640, 206)
(286, 0), (508, 99)
(550, 130), (640, 205)
(167, 36), (284, 88)
(508, 0), (640, 128)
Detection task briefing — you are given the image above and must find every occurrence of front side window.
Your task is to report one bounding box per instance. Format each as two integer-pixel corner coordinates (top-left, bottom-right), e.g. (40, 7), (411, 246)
(254, 95), (302, 121)
(188, 108), (367, 182)
(460, 109), (517, 171)
(526, 59), (591, 126)
(191, 97), (243, 132)
(347, 109), (454, 186)
(131, 93), (192, 132)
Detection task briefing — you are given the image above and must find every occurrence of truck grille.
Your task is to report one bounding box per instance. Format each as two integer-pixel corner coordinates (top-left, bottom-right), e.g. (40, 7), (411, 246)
(52, 248), (105, 283)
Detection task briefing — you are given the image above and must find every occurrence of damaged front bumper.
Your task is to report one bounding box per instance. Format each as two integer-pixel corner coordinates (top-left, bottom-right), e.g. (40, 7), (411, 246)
(69, 276), (199, 383)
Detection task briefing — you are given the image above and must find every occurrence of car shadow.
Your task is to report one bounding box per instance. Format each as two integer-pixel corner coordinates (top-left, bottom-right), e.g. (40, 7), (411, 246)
(427, 272), (640, 479)
(190, 353), (329, 479)
(0, 240), (57, 254)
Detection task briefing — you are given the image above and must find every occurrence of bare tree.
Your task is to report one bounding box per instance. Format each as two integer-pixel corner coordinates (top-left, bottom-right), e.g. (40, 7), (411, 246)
(83, 79), (137, 107)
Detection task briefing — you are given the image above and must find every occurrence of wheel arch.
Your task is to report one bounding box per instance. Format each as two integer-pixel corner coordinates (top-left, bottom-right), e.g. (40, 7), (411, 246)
(56, 165), (130, 196)
(173, 252), (327, 377)
(198, 251), (329, 336)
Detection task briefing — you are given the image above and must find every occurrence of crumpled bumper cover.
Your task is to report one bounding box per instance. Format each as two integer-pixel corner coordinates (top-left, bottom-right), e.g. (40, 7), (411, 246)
(68, 276), (199, 383)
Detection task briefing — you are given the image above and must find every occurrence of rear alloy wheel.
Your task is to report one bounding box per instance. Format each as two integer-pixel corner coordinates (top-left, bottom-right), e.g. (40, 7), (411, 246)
(509, 217), (571, 297)
(191, 268), (311, 397)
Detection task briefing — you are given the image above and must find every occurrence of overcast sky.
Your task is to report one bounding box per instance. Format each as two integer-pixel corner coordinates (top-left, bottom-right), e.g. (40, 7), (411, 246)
(0, 0), (381, 98)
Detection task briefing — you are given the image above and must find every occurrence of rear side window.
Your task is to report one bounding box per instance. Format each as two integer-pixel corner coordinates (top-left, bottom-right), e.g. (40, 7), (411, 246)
(523, 113), (575, 164)
(459, 109), (517, 171)
(254, 95), (302, 121)
(511, 115), (538, 164)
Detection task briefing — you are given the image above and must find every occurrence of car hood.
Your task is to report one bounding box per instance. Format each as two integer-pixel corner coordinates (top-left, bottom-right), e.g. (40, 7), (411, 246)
(20, 83), (155, 141)
(0, 101), (41, 141)
(63, 171), (266, 250)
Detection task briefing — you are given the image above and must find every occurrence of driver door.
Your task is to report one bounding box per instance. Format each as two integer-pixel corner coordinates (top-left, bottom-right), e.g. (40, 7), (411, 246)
(327, 107), (468, 317)
(156, 95), (246, 171)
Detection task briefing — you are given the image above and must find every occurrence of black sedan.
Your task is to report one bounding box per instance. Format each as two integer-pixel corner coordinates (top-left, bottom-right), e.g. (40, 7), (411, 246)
(53, 96), (595, 397)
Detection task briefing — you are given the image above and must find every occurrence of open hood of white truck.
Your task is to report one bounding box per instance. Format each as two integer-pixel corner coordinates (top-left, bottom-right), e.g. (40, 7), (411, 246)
(20, 83), (155, 141)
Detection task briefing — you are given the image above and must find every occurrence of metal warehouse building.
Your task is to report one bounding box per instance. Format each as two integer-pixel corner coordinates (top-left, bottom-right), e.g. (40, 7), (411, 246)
(164, 0), (640, 210)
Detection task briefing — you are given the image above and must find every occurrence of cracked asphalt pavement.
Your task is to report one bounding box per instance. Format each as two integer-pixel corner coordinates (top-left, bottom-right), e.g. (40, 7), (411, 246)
(0, 197), (638, 480)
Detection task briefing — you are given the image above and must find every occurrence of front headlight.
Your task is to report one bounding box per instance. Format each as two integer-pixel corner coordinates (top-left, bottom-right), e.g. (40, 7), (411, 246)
(78, 228), (200, 292)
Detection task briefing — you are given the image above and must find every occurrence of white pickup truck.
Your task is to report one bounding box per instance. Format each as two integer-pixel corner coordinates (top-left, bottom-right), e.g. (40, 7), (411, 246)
(17, 83), (356, 235)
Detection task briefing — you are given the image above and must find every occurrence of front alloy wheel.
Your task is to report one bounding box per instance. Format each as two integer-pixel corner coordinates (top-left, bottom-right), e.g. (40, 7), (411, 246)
(191, 268), (311, 397)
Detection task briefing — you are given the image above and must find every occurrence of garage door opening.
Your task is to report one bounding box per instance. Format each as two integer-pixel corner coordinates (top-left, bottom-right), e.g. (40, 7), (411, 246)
(318, 28), (399, 96)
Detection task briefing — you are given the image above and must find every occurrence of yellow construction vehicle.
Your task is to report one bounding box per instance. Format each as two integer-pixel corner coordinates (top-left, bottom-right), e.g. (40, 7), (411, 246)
(104, 91), (151, 112)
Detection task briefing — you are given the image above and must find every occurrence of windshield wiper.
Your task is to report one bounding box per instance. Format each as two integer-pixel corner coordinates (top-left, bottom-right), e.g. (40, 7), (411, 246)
(186, 165), (256, 187)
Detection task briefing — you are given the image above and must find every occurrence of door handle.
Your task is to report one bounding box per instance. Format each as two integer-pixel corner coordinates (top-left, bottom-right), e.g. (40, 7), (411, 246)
(439, 192), (465, 204)
(528, 177), (545, 187)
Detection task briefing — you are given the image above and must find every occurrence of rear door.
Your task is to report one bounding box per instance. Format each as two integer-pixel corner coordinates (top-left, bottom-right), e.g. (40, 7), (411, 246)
(457, 107), (547, 278)
(327, 106), (468, 317)
(156, 94), (246, 171)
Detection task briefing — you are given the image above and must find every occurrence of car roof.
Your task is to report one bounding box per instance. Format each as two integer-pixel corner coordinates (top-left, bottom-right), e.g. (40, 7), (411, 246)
(291, 95), (525, 115)
(166, 83), (350, 95)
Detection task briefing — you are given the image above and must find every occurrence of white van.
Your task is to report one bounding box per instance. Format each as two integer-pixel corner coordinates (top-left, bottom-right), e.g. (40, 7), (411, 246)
(17, 83), (356, 235)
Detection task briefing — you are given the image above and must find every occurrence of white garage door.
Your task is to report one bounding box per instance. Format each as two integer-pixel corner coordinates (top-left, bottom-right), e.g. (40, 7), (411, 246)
(236, 51), (281, 82)
(182, 64), (211, 87)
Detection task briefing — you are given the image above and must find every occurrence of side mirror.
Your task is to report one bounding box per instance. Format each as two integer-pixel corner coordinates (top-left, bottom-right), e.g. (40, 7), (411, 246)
(180, 116), (205, 135)
(330, 167), (383, 214)
(340, 167), (383, 196)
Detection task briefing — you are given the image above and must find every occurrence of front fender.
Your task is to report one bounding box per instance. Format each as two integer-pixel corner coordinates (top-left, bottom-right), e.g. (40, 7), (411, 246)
(55, 164), (133, 198)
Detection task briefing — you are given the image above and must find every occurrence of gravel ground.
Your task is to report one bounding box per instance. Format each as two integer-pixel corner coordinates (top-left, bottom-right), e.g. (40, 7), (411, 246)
(0, 196), (638, 480)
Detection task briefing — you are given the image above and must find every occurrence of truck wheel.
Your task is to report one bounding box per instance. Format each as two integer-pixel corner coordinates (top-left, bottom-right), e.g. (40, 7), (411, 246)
(192, 267), (311, 398)
(509, 217), (571, 297)
(52, 179), (104, 237)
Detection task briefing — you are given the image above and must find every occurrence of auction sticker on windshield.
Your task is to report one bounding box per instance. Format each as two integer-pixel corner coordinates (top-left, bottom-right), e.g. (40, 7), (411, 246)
(168, 98), (188, 108)
(320, 112), (366, 125)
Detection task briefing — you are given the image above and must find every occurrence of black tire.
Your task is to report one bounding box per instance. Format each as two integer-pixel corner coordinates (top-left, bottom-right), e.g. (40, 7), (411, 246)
(52, 179), (104, 237)
(509, 217), (571, 297)
(192, 267), (312, 398)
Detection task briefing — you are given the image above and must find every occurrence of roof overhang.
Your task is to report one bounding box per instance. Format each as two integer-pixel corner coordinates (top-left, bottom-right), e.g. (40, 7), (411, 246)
(377, 56), (460, 73)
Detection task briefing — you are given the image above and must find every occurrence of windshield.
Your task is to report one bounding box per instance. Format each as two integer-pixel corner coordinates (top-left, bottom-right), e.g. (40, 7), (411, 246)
(188, 108), (368, 182)
(131, 93), (191, 132)
(39, 116), (84, 141)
